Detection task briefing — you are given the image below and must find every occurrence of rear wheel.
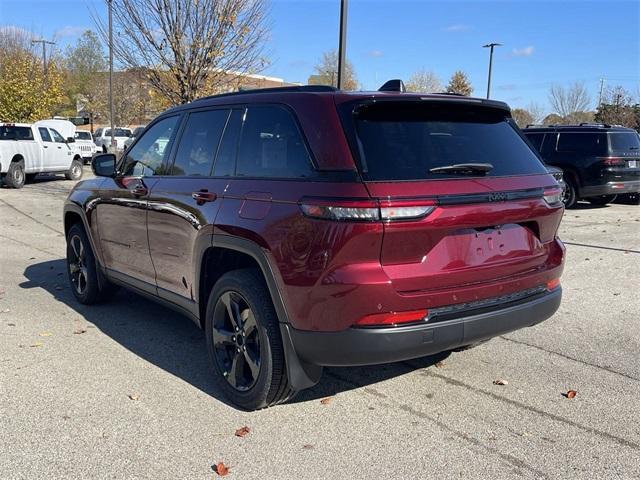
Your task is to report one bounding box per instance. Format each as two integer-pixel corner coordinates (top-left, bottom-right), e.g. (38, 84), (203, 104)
(65, 158), (83, 181)
(5, 160), (25, 189)
(562, 173), (577, 208)
(588, 194), (617, 206)
(66, 223), (117, 304)
(205, 269), (295, 410)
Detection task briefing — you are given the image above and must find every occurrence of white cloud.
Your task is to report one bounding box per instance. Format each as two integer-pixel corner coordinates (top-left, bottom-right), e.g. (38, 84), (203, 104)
(511, 46), (535, 57)
(368, 50), (384, 58)
(54, 26), (87, 38)
(445, 24), (471, 32)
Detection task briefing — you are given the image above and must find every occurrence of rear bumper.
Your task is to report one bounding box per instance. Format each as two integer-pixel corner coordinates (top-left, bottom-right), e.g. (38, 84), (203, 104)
(287, 287), (561, 367)
(581, 180), (640, 197)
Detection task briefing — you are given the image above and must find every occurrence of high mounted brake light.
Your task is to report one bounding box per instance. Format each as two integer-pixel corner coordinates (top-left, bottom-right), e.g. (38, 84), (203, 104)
(300, 198), (436, 222)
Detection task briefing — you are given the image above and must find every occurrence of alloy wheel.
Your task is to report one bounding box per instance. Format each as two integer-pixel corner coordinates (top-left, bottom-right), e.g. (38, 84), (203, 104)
(211, 291), (261, 391)
(68, 235), (88, 295)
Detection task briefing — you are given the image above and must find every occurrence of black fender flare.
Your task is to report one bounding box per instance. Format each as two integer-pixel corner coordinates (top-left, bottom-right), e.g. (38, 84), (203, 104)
(206, 234), (323, 391)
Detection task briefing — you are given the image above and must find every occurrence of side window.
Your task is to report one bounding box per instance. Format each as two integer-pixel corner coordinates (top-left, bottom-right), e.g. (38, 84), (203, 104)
(557, 132), (606, 154)
(171, 109), (229, 176)
(121, 116), (179, 177)
(38, 127), (52, 143)
(213, 109), (243, 177)
(50, 129), (66, 143)
(236, 106), (314, 178)
(525, 133), (544, 152)
(93, 128), (102, 140)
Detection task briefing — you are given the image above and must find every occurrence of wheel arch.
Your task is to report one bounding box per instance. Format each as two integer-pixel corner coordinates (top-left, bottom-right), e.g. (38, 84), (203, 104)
(11, 154), (24, 163)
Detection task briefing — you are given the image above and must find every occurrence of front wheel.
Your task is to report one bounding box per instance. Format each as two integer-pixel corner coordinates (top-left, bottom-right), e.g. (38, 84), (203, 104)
(205, 269), (296, 410)
(588, 195), (617, 206)
(65, 159), (83, 181)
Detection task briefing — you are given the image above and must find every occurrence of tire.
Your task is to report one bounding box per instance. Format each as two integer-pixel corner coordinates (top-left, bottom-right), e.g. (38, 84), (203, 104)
(65, 158), (83, 181)
(102, 145), (107, 153)
(205, 268), (296, 410)
(588, 195), (617, 206)
(5, 160), (25, 189)
(562, 173), (578, 208)
(66, 223), (117, 304)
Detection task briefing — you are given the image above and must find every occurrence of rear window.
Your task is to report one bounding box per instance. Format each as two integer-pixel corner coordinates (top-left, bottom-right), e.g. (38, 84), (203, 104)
(556, 132), (607, 155)
(341, 102), (546, 181)
(75, 131), (92, 140)
(609, 132), (640, 152)
(0, 126), (34, 141)
(105, 128), (132, 137)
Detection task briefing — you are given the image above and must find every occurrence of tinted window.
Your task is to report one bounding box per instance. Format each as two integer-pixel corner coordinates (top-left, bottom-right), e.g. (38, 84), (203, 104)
(556, 132), (607, 155)
(171, 110), (229, 176)
(236, 106), (314, 178)
(132, 127), (145, 137)
(38, 127), (52, 142)
(0, 126), (34, 140)
(105, 128), (132, 137)
(609, 132), (640, 152)
(213, 109), (243, 177)
(121, 116), (178, 176)
(343, 102), (546, 181)
(525, 133), (545, 152)
(75, 131), (92, 140)
(50, 129), (66, 143)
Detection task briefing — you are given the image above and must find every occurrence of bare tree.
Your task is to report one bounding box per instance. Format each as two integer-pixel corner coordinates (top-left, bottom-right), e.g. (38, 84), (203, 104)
(405, 69), (442, 93)
(527, 102), (545, 124)
(94, 0), (270, 105)
(308, 50), (358, 90)
(511, 108), (534, 128)
(548, 82), (591, 117)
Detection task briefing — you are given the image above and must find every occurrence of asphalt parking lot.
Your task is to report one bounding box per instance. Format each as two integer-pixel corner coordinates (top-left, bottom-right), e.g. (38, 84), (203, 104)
(1, 169), (639, 479)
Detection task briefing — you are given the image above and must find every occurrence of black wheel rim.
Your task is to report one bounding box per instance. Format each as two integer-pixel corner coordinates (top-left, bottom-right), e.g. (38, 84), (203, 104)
(211, 291), (261, 391)
(68, 235), (88, 295)
(562, 182), (574, 206)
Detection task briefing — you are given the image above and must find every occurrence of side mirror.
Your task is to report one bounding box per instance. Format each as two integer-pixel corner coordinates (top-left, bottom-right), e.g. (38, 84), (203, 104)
(92, 153), (116, 177)
(66, 137), (75, 143)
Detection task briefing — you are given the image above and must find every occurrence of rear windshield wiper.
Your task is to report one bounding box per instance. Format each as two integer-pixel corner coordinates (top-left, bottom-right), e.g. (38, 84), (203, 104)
(429, 163), (494, 175)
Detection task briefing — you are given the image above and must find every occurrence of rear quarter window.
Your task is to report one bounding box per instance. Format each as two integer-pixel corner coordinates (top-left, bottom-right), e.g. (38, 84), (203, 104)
(556, 132), (607, 155)
(1, 126), (34, 140)
(341, 101), (547, 181)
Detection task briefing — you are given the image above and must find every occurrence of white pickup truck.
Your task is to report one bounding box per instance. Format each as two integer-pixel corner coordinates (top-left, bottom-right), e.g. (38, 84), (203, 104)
(0, 122), (84, 189)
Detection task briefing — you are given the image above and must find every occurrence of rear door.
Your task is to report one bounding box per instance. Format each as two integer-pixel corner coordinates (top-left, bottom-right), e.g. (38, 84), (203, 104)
(146, 108), (231, 308)
(606, 131), (640, 183)
(339, 99), (563, 294)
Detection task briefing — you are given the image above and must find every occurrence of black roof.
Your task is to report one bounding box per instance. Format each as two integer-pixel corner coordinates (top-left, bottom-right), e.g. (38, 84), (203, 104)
(524, 123), (635, 133)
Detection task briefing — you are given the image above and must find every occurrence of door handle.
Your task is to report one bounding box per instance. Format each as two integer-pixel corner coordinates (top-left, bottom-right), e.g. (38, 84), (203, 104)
(130, 185), (148, 196)
(192, 190), (217, 205)
(43, 145), (48, 148)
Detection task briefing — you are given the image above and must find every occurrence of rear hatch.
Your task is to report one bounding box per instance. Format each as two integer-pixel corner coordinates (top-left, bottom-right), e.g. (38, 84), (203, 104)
(338, 97), (563, 294)
(605, 131), (640, 182)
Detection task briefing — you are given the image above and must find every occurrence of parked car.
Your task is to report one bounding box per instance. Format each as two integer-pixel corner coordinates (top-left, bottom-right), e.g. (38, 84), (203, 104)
(123, 126), (145, 150)
(74, 130), (100, 163)
(64, 83), (565, 409)
(1, 122), (83, 188)
(93, 127), (132, 152)
(523, 124), (640, 207)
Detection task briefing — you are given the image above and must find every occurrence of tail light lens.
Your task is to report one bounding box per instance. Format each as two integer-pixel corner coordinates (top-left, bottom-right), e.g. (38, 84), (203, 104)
(598, 157), (626, 167)
(546, 278), (560, 291)
(354, 309), (428, 327)
(300, 198), (436, 222)
(543, 188), (563, 206)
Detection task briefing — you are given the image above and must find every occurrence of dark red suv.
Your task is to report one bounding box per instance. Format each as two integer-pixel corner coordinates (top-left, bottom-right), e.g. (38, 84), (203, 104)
(64, 84), (565, 409)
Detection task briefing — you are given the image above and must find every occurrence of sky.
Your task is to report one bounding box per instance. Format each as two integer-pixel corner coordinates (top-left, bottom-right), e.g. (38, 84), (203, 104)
(1, 0), (638, 115)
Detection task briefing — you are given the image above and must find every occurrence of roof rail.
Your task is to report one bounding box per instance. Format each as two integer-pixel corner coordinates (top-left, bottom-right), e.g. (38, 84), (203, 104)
(525, 124), (546, 128)
(579, 122), (611, 128)
(193, 84), (338, 103)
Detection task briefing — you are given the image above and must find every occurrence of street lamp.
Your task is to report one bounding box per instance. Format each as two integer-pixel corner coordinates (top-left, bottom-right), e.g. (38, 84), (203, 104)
(483, 42), (501, 99)
(108, 0), (115, 152)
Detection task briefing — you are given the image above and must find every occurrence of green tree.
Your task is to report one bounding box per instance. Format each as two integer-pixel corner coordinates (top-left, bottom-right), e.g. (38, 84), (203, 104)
(446, 70), (473, 96)
(594, 86), (639, 129)
(308, 50), (359, 90)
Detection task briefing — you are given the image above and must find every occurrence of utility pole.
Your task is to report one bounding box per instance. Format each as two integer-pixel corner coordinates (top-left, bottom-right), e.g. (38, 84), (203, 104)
(31, 39), (56, 76)
(337, 0), (348, 90)
(108, 0), (115, 153)
(598, 78), (606, 108)
(483, 43), (501, 99)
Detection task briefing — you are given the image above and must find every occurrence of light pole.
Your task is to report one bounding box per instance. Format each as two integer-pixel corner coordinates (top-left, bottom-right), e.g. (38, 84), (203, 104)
(108, 0), (115, 153)
(483, 42), (501, 99)
(337, 0), (348, 90)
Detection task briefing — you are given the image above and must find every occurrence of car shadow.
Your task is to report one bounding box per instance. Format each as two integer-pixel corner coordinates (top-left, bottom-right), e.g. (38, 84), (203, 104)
(21, 259), (447, 409)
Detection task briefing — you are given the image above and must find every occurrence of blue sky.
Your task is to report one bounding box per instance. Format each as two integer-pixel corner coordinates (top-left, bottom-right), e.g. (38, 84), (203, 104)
(1, 0), (638, 114)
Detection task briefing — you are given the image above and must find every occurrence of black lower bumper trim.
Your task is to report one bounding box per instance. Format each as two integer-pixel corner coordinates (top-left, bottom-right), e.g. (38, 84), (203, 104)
(581, 181), (640, 197)
(287, 288), (562, 367)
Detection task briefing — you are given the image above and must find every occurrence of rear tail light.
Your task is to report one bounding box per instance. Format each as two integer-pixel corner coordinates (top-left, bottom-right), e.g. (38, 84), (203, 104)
(300, 198), (436, 222)
(543, 188), (563, 206)
(598, 157), (626, 166)
(546, 278), (560, 291)
(354, 309), (428, 327)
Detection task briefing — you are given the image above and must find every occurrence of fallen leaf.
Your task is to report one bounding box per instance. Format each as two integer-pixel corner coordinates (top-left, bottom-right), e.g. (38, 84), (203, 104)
(7, 323), (16, 326)
(493, 379), (508, 386)
(1, 309), (10, 314)
(434, 361), (445, 368)
(73, 328), (87, 335)
(234, 426), (250, 438)
(39, 332), (52, 337)
(213, 462), (230, 476)
(320, 397), (333, 405)
(302, 444), (314, 450)
(30, 342), (43, 348)
(127, 393), (140, 401)
(564, 390), (577, 399)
